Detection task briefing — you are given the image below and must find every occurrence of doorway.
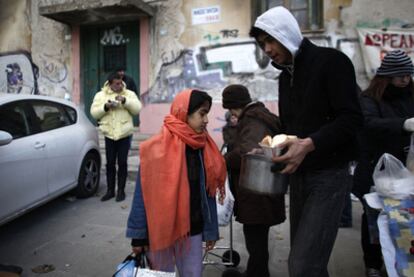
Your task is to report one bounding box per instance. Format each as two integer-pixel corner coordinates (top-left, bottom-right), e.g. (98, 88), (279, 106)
(81, 22), (140, 125)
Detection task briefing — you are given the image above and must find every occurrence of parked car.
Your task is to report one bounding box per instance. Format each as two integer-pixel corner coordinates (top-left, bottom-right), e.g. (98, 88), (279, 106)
(0, 94), (101, 225)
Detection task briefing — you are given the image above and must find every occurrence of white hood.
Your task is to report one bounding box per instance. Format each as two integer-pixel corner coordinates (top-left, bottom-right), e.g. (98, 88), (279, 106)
(254, 6), (303, 58)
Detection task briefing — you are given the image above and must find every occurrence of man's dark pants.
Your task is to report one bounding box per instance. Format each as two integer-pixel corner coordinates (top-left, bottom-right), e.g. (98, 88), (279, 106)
(288, 165), (350, 277)
(105, 136), (131, 193)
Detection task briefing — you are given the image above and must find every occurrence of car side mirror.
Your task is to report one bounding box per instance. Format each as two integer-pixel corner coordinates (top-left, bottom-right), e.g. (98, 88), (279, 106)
(0, 131), (13, 146)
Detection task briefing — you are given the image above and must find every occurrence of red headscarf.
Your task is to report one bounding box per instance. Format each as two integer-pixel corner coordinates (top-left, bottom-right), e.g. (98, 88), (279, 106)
(139, 89), (226, 251)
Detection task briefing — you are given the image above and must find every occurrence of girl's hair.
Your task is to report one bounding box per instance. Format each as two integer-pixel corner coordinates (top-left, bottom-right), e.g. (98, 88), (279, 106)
(188, 90), (212, 115)
(364, 76), (414, 101)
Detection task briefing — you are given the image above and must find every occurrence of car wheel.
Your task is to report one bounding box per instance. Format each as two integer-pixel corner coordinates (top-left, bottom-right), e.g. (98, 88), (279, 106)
(76, 152), (100, 198)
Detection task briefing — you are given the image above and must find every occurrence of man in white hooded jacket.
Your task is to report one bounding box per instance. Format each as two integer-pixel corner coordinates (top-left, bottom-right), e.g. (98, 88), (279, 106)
(250, 7), (362, 277)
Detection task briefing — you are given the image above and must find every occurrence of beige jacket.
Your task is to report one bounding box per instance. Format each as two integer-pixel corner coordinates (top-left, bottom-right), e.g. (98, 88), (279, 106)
(90, 82), (142, 140)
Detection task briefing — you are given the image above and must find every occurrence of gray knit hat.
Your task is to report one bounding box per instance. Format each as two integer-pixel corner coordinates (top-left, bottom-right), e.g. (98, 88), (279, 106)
(376, 50), (414, 77)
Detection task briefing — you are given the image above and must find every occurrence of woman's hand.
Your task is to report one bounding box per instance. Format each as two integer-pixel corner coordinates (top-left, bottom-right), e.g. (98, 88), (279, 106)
(132, 245), (148, 255)
(205, 240), (216, 251)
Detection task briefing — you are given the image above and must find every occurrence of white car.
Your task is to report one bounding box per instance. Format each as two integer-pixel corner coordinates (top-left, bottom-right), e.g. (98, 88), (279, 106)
(0, 94), (101, 225)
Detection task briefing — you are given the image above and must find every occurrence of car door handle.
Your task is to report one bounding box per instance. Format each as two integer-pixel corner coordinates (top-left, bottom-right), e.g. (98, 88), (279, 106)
(34, 142), (46, 149)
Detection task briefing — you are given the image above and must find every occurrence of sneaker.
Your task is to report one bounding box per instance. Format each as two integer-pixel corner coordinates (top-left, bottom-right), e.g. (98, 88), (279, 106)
(366, 268), (381, 277)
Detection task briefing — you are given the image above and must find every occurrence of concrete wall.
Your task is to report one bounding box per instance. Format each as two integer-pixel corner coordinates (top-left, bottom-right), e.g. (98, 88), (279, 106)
(0, 0), (31, 52)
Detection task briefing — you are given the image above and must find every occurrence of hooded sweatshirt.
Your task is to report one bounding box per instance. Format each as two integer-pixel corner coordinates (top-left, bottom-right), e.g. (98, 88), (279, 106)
(254, 6), (303, 61)
(254, 7), (363, 170)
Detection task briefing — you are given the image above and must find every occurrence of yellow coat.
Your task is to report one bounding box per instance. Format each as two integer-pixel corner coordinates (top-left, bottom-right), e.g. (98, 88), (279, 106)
(90, 82), (142, 141)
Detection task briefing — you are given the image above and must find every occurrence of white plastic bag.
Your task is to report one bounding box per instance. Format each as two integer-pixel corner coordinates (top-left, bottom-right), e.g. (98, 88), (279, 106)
(406, 133), (414, 173)
(216, 178), (235, 226)
(373, 153), (414, 200)
(137, 268), (176, 277)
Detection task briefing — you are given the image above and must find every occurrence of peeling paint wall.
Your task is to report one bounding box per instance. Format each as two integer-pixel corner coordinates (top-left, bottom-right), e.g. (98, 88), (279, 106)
(143, 0), (279, 105)
(31, 0), (72, 98)
(0, 0), (72, 98)
(0, 0), (31, 52)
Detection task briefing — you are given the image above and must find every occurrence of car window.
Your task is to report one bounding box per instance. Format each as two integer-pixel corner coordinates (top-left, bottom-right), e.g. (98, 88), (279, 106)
(0, 102), (30, 139)
(32, 101), (73, 132)
(64, 106), (77, 124)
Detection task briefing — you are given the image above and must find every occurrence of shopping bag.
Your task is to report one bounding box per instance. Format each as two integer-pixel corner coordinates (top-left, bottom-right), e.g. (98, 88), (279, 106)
(406, 133), (414, 173)
(136, 268), (176, 277)
(373, 153), (414, 200)
(217, 177), (235, 226)
(136, 254), (176, 277)
(113, 254), (138, 277)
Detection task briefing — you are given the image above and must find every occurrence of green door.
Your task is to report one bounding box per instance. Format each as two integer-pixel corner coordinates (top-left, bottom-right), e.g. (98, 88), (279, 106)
(81, 22), (140, 125)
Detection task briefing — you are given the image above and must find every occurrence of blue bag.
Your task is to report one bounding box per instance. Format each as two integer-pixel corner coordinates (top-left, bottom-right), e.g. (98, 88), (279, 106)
(113, 254), (139, 277)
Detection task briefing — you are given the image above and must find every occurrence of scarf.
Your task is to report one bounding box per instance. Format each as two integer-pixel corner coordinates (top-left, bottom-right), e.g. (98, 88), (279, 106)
(139, 89), (226, 252)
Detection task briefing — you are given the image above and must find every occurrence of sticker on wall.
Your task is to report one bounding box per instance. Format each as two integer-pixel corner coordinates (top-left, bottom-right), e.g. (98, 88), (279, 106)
(192, 6), (220, 25)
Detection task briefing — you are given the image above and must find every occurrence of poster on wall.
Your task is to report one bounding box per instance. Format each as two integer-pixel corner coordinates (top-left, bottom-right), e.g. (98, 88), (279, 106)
(357, 28), (414, 78)
(192, 6), (220, 25)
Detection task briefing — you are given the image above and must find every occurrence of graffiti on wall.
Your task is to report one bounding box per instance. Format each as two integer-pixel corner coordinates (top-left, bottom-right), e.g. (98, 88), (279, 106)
(203, 29), (239, 43)
(0, 52), (38, 94)
(39, 53), (68, 84)
(144, 39), (280, 104)
(100, 26), (130, 46)
(144, 33), (361, 105)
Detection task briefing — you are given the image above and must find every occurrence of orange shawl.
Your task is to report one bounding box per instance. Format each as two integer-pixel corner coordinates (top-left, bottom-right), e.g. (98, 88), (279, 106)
(139, 89), (226, 251)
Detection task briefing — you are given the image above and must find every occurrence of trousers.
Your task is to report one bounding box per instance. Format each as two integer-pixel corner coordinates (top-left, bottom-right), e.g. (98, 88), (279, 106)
(288, 165), (351, 277)
(105, 135), (131, 191)
(147, 234), (202, 277)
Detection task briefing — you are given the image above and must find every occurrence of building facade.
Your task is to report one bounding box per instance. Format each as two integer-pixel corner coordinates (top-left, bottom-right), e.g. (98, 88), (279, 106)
(1, 0), (413, 144)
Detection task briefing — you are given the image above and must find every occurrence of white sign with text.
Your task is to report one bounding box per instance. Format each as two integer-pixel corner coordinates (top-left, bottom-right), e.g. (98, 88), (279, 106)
(192, 6), (220, 25)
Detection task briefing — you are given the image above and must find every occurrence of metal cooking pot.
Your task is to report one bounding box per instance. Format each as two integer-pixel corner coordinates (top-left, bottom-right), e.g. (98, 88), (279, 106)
(239, 154), (288, 195)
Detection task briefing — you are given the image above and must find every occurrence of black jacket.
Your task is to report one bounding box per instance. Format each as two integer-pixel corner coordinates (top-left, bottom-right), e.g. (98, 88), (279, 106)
(353, 85), (414, 197)
(275, 38), (363, 171)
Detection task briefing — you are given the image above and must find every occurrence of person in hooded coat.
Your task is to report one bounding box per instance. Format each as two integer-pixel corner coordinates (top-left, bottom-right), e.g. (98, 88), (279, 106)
(353, 50), (414, 277)
(90, 72), (142, 202)
(222, 84), (285, 277)
(126, 89), (226, 277)
(249, 7), (363, 277)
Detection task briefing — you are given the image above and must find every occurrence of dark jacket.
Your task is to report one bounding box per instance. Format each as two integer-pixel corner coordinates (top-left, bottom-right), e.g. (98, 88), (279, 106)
(353, 85), (414, 197)
(224, 101), (286, 225)
(275, 38), (363, 171)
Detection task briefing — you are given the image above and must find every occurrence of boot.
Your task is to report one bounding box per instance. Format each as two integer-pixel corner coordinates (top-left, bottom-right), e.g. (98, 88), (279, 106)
(116, 190), (126, 202)
(102, 163), (116, 201)
(116, 167), (127, 202)
(101, 190), (115, 201)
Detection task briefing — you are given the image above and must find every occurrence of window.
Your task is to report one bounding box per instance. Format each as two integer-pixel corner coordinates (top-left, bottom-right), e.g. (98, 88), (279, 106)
(253, 0), (323, 32)
(32, 101), (73, 132)
(0, 103), (30, 139)
(64, 106), (77, 124)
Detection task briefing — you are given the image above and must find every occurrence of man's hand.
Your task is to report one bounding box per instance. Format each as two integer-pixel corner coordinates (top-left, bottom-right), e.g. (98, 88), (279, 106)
(272, 137), (315, 174)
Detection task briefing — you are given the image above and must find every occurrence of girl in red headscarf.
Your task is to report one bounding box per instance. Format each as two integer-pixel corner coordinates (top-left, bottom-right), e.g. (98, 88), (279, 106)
(126, 89), (226, 277)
